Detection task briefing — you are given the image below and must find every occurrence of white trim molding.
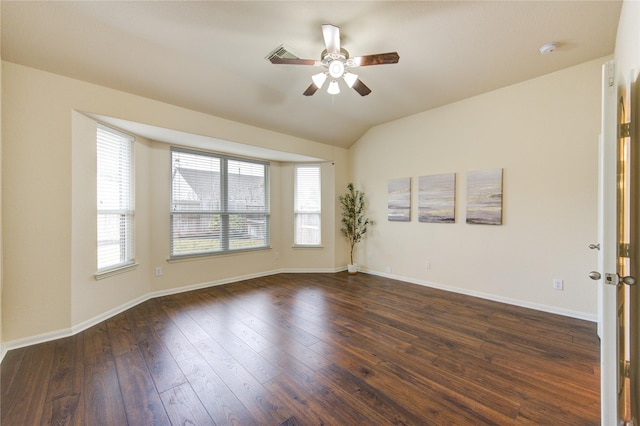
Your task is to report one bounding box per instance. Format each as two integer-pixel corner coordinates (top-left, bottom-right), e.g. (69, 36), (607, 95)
(0, 267), (345, 362)
(361, 268), (597, 323)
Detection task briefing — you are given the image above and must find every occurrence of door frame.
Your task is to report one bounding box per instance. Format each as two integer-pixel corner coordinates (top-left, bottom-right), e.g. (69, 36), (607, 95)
(599, 59), (619, 425)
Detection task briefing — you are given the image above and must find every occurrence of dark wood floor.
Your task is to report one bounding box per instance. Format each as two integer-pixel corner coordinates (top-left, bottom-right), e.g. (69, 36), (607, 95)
(1, 272), (600, 425)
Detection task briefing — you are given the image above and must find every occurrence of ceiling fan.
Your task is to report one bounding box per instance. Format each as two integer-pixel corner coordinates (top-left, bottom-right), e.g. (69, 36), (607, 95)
(269, 24), (400, 97)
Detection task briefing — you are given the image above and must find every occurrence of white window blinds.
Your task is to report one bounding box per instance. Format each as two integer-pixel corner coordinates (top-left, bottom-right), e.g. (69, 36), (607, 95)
(171, 148), (270, 257)
(97, 125), (135, 271)
(294, 164), (321, 246)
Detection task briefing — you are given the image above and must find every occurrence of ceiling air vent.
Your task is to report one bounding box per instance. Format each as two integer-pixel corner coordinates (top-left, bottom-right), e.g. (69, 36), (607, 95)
(265, 44), (300, 62)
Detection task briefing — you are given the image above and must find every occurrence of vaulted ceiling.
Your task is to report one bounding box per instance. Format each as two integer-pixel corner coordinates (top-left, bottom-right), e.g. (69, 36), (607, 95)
(1, 1), (622, 148)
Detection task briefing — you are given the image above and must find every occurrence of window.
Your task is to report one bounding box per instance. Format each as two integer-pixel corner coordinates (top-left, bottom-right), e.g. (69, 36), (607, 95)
(171, 148), (269, 257)
(294, 164), (321, 246)
(97, 125), (135, 271)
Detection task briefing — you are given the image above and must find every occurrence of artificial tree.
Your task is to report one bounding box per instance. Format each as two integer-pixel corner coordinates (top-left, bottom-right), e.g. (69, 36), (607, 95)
(339, 183), (371, 273)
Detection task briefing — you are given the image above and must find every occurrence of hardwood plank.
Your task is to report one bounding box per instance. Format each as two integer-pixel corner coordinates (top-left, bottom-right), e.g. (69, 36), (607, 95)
(41, 334), (84, 425)
(152, 319), (200, 363)
(43, 393), (81, 426)
(187, 308), (281, 384)
(83, 322), (128, 425)
(432, 352), (599, 424)
(126, 299), (160, 330)
(0, 345), (27, 401)
(160, 382), (215, 425)
(310, 336), (490, 425)
(241, 313), (320, 348)
(178, 354), (256, 425)
(193, 337), (291, 424)
(261, 340), (331, 373)
(156, 296), (212, 344)
(135, 322), (188, 394)
(277, 415), (302, 426)
(134, 298), (202, 363)
(1, 342), (55, 425)
(317, 362), (430, 425)
(266, 373), (383, 425)
(374, 356), (520, 424)
(115, 349), (171, 425)
(223, 317), (275, 352)
(264, 358), (384, 425)
(105, 311), (138, 357)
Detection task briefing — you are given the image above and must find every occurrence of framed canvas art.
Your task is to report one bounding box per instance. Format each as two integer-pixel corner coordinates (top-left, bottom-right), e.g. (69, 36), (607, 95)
(418, 173), (456, 223)
(466, 168), (503, 225)
(388, 177), (411, 221)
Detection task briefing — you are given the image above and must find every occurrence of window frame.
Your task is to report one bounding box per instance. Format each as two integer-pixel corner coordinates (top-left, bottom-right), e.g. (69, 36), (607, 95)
(96, 124), (136, 274)
(294, 164), (322, 247)
(170, 147), (270, 259)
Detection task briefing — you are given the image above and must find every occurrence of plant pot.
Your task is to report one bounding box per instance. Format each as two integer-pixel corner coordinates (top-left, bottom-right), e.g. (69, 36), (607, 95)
(347, 264), (358, 274)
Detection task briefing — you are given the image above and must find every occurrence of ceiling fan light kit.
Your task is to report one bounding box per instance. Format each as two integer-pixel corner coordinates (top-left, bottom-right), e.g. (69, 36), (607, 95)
(269, 24), (399, 97)
(312, 72), (328, 89)
(329, 60), (345, 78)
(343, 72), (358, 88)
(327, 80), (340, 95)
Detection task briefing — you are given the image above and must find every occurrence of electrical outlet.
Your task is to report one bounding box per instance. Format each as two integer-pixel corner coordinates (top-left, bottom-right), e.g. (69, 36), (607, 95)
(274, 251), (280, 259)
(553, 278), (563, 290)
(425, 260), (431, 270)
(385, 266), (392, 274)
(155, 267), (163, 277)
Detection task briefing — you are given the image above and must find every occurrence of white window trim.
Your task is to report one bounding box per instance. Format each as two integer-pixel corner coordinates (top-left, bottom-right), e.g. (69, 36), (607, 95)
(94, 262), (139, 281)
(170, 147), (270, 259)
(294, 164), (322, 247)
(96, 124), (136, 275)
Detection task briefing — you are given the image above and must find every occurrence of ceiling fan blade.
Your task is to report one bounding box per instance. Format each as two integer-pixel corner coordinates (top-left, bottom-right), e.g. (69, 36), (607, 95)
(352, 79), (371, 96)
(322, 24), (340, 55)
(349, 52), (400, 67)
(303, 83), (319, 96)
(270, 57), (321, 66)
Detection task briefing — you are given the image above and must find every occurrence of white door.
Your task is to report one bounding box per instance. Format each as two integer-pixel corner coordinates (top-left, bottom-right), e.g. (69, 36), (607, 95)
(594, 60), (638, 426)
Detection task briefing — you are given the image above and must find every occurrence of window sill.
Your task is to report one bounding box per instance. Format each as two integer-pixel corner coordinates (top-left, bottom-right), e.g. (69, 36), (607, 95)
(292, 245), (324, 249)
(94, 262), (139, 280)
(168, 246), (272, 263)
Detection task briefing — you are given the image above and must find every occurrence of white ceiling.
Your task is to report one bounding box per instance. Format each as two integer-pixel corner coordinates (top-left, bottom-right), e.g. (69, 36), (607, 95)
(1, 1), (622, 149)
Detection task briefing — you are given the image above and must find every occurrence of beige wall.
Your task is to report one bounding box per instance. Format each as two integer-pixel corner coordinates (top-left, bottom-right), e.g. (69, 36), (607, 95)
(3, 62), (73, 343)
(614, 0), (640, 416)
(2, 61), (347, 347)
(333, 148), (350, 267)
(349, 58), (606, 318)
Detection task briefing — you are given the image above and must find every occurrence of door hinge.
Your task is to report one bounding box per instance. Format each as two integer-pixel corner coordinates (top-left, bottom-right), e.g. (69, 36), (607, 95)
(618, 243), (631, 258)
(619, 122), (631, 138)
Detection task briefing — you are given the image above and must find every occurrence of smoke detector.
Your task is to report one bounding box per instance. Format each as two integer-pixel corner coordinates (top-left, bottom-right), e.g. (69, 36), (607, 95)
(539, 42), (558, 55)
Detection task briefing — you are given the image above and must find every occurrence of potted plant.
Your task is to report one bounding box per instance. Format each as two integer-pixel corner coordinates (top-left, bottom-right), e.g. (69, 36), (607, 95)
(339, 183), (371, 274)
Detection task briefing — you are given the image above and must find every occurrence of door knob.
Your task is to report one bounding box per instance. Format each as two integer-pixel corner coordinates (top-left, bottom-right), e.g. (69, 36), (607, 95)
(621, 276), (637, 285)
(588, 243), (600, 250)
(591, 271), (638, 285)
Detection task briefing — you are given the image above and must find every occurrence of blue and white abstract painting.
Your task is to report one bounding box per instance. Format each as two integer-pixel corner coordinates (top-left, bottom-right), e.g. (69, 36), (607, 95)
(418, 173), (456, 223)
(466, 168), (503, 225)
(387, 177), (411, 221)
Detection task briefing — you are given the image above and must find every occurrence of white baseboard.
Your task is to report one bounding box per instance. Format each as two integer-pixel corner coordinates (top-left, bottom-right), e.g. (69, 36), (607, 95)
(1, 267), (595, 362)
(0, 267), (343, 362)
(361, 268), (597, 323)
